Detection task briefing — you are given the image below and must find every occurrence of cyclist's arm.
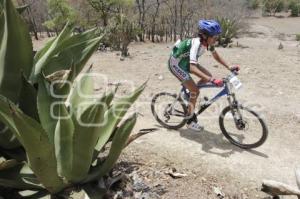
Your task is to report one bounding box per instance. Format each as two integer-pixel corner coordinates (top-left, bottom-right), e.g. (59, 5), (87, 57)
(190, 39), (212, 82)
(211, 47), (230, 70)
(190, 63), (211, 82)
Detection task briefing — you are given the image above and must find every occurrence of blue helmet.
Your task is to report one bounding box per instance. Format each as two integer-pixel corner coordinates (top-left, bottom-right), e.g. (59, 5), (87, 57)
(198, 20), (222, 36)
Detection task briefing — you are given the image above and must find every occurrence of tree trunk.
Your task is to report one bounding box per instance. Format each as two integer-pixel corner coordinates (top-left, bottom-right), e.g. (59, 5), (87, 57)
(136, 0), (146, 42)
(147, 30), (151, 40)
(151, 25), (155, 43)
(22, 0), (39, 40)
(165, 29), (168, 42)
(170, 26), (173, 42)
(173, 0), (178, 42)
(179, 0), (184, 40)
(102, 12), (108, 27)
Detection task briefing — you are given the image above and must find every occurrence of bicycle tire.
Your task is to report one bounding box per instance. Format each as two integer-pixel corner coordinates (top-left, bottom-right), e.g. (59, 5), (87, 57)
(219, 105), (268, 149)
(151, 92), (188, 130)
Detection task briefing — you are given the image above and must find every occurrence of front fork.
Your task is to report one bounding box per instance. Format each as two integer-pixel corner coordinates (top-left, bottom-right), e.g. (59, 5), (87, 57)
(226, 87), (245, 130)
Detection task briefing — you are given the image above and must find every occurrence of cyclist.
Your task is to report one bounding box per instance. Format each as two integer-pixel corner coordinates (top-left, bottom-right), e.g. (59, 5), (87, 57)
(168, 19), (240, 131)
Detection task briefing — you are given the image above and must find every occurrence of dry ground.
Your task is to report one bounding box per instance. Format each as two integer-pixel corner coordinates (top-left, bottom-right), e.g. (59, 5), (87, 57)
(33, 17), (300, 199)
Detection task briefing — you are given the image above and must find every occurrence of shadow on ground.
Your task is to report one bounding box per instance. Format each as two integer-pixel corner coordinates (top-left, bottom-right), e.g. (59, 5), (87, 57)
(178, 128), (269, 158)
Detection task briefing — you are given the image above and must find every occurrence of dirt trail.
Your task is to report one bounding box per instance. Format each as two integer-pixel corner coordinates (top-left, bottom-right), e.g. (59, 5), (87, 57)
(33, 17), (300, 198)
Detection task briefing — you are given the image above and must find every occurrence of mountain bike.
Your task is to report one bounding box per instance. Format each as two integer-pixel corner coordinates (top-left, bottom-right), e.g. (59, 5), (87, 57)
(151, 72), (268, 149)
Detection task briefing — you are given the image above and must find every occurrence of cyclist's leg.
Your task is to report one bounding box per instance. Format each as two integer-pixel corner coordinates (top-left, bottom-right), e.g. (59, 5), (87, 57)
(168, 57), (203, 130)
(168, 57), (198, 117)
(182, 79), (199, 117)
(183, 80), (203, 131)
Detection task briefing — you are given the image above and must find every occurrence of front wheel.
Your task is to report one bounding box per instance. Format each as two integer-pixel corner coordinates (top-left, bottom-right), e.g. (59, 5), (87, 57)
(219, 105), (268, 149)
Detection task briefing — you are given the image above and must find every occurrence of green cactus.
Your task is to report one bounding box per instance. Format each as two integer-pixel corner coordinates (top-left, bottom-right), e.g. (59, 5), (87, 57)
(216, 17), (240, 48)
(289, 0), (300, 17)
(0, 0), (102, 151)
(0, 0), (145, 197)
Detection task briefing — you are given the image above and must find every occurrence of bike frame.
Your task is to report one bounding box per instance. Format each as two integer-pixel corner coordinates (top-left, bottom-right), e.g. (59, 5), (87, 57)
(180, 80), (239, 116)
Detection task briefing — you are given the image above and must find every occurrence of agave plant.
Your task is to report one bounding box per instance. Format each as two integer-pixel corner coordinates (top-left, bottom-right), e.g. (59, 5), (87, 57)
(216, 17), (240, 48)
(0, 0), (101, 152)
(0, 0), (145, 198)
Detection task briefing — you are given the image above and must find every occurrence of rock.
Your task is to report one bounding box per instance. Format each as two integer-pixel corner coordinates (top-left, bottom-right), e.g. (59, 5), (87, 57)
(113, 191), (124, 199)
(278, 43), (284, 50)
(120, 57), (125, 61)
(131, 172), (149, 192)
(158, 75), (164, 80)
(165, 168), (187, 178)
(153, 184), (167, 196)
(213, 186), (225, 199)
(134, 192), (159, 199)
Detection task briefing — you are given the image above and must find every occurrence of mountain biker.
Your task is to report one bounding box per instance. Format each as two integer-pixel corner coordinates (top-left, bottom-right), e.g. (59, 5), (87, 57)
(168, 19), (240, 131)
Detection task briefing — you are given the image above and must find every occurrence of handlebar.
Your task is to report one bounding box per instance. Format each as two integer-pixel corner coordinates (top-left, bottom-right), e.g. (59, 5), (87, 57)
(195, 70), (239, 88)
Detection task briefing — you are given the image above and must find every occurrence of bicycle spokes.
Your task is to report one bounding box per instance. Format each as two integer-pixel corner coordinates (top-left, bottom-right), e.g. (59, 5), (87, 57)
(151, 93), (188, 129)
(220, 106), (267, 148)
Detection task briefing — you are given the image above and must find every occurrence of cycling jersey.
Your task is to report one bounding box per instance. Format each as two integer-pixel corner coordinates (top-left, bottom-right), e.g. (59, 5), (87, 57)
(168, 38), (215, 82)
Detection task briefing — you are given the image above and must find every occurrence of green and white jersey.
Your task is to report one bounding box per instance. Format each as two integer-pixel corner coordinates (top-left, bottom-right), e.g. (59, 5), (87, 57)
(171, 38), (206, 72)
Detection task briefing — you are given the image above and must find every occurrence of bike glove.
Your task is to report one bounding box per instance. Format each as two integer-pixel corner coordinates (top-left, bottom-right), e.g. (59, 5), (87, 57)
(211, 78), (224, 87)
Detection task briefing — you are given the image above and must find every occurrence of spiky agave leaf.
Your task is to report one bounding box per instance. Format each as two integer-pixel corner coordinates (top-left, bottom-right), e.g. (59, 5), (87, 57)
(32, 25), (102, 85)
(19, 76), (39, 121)
(31, 22), (73, 83)
(66, 66), (94, 117)
(0, 162), (43, 190)
(54, 103), (74, 183)
(38, 27), (97, 64)
(37, 79), (60, 144)
(85, 114), (137, 183)
(0, 0), (33, 150)
(0, 126), (19, 149)
(83, 183), (106, 199)
(43, 36), (102, 76)
(0, 95), (22, 140)
(70, 95), (108, 183)
(1, 97), (66, 193)
(93, 82), (146, 156)
(0, 0), (33, 99)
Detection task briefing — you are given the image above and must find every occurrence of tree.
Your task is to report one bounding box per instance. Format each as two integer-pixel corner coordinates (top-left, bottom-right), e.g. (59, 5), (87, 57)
(44, 0), (76, 34)
(106, 14), (140, 56)
(88, 0), (133, 27)
(263, 0), (285, 16)
(135, 0), (146, 41)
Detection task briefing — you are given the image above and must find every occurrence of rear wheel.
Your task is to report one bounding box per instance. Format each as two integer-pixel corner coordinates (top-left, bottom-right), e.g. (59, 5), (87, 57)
(151, 92), (188, 130)
(219, 105), (268, 149)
